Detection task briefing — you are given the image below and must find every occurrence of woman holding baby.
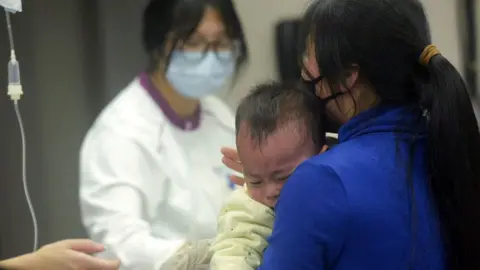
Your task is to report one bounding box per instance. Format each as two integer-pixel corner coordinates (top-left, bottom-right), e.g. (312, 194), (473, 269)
(222, 0), (480, 269)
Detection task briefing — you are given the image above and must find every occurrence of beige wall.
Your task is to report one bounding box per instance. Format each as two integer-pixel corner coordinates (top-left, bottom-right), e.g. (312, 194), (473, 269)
(227, 0), (463, 107)
(422, 0), (462, 71)
(227, 0), (312, 105)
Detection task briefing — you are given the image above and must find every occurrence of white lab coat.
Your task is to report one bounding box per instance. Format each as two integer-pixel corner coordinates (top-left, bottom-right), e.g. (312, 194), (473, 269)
(79, 77), (236, 270)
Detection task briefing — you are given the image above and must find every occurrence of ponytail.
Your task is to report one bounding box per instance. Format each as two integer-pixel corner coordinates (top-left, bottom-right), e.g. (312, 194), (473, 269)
(422, 49), (480, 269)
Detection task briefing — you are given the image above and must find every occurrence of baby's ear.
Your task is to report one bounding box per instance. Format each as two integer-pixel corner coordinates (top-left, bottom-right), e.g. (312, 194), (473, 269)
(319, 144), (328, 154)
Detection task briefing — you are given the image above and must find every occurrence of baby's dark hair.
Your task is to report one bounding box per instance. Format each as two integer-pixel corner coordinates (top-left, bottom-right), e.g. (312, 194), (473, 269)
(235, 81), (326, 152)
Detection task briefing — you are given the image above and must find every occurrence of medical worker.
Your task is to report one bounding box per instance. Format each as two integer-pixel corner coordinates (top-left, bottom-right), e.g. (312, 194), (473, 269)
(224, 0), (480, 269)
(79, 0), (248, 269)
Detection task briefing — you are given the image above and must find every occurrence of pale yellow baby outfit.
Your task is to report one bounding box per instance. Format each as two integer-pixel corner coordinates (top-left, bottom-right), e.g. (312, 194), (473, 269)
(210, 185), (275, 270)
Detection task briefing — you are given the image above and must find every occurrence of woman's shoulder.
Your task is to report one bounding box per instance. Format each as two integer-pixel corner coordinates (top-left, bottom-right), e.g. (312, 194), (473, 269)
(90, 79), (167, 136)
(275, 161), (350, 248)
(82, 87), (163, 158)
(283, 160), (348, 214)
(293, 136), (428, 216)
(281, 141), (377, 212)
(201, 95), (235, 130)
(305, 142), (355, 171)
(311, 134), (405, 173)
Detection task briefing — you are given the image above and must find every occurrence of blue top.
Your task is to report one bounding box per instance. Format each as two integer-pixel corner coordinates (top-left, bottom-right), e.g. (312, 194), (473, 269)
(259, 105), (445, 270)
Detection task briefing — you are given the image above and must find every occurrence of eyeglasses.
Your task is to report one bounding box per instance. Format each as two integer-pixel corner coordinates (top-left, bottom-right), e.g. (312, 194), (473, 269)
(175, 38), (241, 63)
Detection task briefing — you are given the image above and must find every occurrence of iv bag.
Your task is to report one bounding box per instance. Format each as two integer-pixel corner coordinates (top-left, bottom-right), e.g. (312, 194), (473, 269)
(0, 0), (22, 13)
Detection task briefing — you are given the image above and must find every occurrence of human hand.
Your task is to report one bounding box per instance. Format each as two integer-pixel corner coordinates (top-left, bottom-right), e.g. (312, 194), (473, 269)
(160, 239), (213, 270)
(31, 239), (120, 270)
(220, 147), (244, 186)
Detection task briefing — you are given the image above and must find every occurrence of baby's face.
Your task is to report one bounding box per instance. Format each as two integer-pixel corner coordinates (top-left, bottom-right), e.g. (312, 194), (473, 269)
(236, 121), (321, 208)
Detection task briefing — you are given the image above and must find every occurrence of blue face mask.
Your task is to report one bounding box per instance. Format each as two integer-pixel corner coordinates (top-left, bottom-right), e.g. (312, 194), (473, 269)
(166, 51), (236, 99)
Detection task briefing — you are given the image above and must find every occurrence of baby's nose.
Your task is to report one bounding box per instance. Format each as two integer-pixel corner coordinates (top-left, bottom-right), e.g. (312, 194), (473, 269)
(266, 194), (280, 207)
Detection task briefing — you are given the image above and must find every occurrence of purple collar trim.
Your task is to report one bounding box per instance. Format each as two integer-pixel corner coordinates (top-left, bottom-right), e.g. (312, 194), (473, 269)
(139, 73), (201, 131)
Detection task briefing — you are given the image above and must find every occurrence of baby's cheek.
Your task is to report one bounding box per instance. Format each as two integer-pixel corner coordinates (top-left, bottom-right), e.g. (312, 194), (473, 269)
(248, 188), (265, 204)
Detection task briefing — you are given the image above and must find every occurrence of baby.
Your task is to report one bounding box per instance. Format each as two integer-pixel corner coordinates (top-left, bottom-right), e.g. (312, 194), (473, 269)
(210, 81), (330, 270)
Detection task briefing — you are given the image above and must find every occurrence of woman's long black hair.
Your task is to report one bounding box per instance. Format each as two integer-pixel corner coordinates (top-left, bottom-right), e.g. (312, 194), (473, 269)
(301, 0), (480, 269)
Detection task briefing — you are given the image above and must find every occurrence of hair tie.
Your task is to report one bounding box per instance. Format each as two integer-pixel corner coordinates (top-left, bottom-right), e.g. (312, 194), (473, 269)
(419, 44), (441, 66)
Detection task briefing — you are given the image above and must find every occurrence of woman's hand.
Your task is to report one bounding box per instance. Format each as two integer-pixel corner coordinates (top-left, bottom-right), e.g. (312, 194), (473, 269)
(35, 239), (121, 269)
(0, 239), (121, 270)
(221, 147), (245, 186)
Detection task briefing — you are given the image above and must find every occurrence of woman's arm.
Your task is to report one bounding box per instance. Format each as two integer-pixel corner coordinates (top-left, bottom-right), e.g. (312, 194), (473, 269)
(0, 254), (35, 269)
(0, 239), (119, 270)
(79, 134), (184, 270)
(259, 163), (349, 270)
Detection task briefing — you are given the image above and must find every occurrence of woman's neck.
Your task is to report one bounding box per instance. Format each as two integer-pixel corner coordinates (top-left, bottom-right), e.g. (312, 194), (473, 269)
(340, 84), (380, 122)
(149, 71), (200, 117)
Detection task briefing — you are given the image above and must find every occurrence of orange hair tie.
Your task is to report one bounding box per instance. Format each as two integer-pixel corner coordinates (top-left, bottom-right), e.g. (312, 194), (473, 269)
(419, 44), (441, 66)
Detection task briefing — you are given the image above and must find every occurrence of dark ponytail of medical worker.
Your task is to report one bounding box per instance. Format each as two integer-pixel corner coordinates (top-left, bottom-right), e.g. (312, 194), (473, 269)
(302, 0), (480, 269)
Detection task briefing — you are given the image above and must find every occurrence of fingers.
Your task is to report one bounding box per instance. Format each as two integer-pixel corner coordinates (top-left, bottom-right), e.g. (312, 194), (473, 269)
(73, 251), (121, 269)
(229, 175), (245, 186)
(320, 144), (328, 153)
(221, 147), (244, 183)
(221, 147), (243, 173)
(221, 147), (242, 173)
(58, 239), (105, 254)
(220, 147), (239, 161)
(222, 156), (243, 174)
